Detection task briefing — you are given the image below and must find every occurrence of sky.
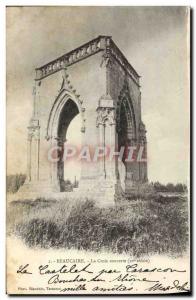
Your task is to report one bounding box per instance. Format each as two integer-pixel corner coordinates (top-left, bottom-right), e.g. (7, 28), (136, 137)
(6, 6), (190, 184)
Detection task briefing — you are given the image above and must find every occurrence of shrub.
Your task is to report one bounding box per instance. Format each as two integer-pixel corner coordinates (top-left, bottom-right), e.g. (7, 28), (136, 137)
(8, 194), (189, 257)
(152, 181), (187, 193)
(6, 174), (26, 193)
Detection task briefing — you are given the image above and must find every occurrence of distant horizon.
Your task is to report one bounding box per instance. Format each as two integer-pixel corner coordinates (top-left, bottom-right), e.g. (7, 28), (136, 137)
(6, 173), (188, 186)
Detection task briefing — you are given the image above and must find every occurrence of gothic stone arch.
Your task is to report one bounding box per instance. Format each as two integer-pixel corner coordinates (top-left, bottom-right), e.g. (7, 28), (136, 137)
(22, 36), (148, 205)
(46, 89), (84, 191)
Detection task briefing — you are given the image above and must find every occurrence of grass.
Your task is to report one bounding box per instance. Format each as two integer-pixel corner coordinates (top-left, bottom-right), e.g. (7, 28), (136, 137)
(7, 194), (189, 257)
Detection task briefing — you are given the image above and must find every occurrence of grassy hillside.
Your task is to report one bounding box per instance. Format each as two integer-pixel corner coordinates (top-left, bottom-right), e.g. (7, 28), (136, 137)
(7, 195), (189, 257)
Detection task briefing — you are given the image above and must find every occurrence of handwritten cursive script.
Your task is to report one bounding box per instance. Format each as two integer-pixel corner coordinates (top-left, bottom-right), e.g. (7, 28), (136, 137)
(17, 264), (32, 275)
(15, 262), (189, 294)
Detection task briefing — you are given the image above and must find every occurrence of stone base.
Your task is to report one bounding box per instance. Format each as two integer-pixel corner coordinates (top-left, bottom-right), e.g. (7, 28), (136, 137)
(12, 178), (118, 207)
(12, 180), (60, 201)
(11, 178), (154, 205)
(77, 177), (117, 207)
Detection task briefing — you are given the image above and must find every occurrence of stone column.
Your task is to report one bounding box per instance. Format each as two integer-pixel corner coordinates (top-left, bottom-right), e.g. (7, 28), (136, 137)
(96, 95), (116, 180)
(124, 138), (136, 193)
(97, 123), (106, 178)
(138, 122), (148, 182)
(27, 119), (40, 182)
(50, 136), (61, 192)
(27, 134), (32, 182)
(35, 129), (40, 181)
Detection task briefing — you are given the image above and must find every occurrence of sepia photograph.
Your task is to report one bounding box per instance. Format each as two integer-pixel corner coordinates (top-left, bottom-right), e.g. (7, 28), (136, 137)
(6, 6), (190, 295)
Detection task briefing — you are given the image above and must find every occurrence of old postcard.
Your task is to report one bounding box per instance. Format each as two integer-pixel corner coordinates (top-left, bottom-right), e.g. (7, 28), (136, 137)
(6, 6), (191, 295)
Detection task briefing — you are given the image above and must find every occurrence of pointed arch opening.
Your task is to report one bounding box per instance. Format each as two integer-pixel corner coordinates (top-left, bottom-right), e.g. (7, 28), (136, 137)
(117, 94), (137, 190)
(47, 90), (83, 191)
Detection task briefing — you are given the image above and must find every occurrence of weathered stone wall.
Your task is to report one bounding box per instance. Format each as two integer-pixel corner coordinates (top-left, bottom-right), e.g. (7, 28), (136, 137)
(107, 57), (141, 130)
(29, 51), (107, 190)
(107, 54), (147, 185)
(67, 52), (107, 180)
